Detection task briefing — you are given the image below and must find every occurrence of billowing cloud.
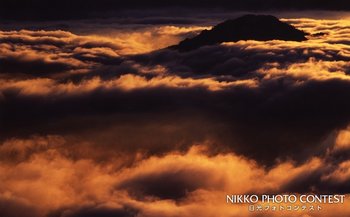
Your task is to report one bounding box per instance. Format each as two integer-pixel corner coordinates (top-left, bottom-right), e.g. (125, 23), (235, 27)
(0, 136), (350, 217)
(3, 18), (350, 163)
(335, 129), (350, 150)
(2, 15), (350, 217)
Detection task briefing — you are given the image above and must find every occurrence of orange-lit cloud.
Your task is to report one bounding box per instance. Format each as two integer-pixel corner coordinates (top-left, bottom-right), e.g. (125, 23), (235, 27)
(2, 16), (350, 217)
(0, 136), (349, 217)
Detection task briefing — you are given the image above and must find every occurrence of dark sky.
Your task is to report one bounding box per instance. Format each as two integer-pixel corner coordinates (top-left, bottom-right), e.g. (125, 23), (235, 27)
(1, 0), (349, 20)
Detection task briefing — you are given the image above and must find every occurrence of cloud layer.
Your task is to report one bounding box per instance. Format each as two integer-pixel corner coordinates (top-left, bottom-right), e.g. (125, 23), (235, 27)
(2, 16), (350, 217)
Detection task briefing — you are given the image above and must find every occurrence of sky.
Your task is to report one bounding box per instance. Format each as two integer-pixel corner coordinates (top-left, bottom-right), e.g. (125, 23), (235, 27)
(1, 3), (350, 217)
(1, 0), (350, 20)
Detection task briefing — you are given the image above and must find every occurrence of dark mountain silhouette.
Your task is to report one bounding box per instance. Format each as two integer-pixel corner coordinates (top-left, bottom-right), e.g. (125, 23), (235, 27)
(170, 15), (308, 52)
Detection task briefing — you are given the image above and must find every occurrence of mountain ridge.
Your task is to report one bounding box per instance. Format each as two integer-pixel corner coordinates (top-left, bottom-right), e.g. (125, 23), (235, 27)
(170, 14), (308, 52)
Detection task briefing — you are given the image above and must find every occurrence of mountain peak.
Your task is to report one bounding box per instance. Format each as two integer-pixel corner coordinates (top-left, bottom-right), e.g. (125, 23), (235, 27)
(170, 14), (307, 52)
